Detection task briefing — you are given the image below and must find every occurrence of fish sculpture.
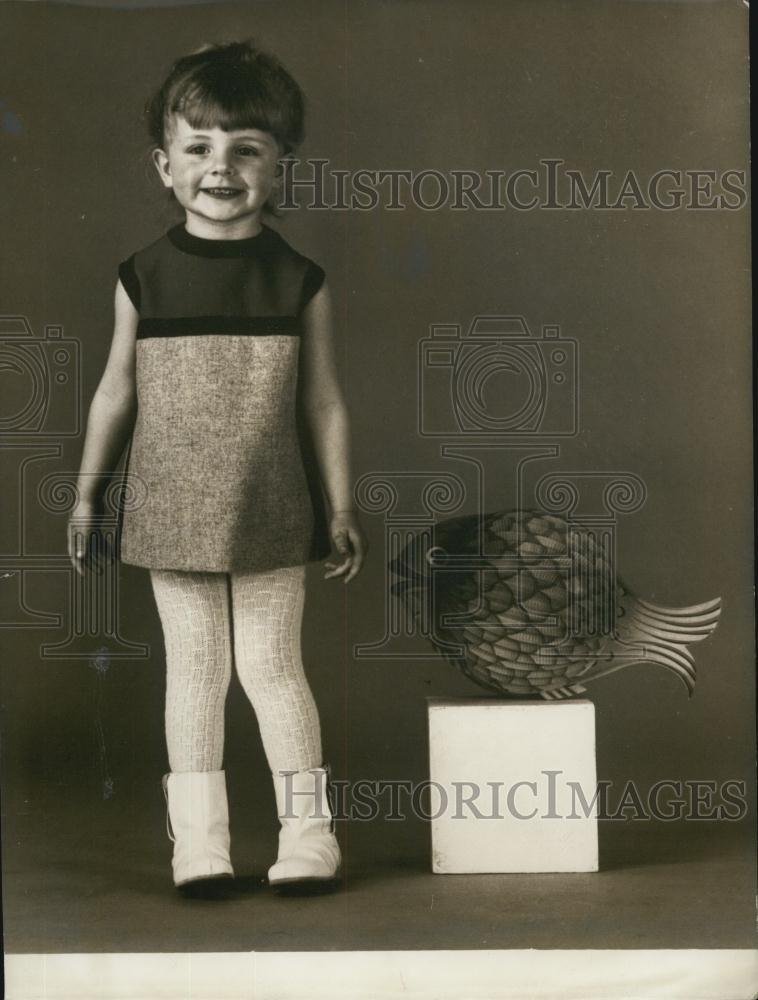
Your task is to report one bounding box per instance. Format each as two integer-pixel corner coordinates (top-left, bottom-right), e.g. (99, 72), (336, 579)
(390, 508), (721, 700)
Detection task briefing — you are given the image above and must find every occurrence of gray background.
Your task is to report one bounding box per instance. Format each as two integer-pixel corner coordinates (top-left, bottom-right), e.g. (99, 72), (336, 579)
(1, 0), (754, 954)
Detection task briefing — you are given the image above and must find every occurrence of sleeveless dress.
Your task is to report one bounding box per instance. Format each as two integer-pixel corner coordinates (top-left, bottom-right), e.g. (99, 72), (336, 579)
(115, 222), (332, 573)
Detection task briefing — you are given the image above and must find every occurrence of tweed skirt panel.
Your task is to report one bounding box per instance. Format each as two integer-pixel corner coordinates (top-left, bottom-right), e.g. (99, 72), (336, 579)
(120, 334), (316, 572)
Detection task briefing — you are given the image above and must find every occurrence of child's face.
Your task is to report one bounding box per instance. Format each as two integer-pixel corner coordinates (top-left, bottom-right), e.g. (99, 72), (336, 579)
(152, 114), (282, 237)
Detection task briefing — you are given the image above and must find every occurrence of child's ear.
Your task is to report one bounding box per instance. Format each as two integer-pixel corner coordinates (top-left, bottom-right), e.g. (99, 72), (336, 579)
(151, 147), (172, 188)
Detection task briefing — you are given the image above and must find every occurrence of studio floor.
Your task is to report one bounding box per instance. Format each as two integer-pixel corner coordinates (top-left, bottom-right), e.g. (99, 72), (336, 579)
(2, 781), (756, 954)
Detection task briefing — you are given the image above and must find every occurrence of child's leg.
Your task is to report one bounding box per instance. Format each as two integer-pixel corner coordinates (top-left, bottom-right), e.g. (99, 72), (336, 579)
(230, 564), (322, 774)
(149, 569), (232, 772)
(231, 564), (340, 887)
(148, 569), (235, 887)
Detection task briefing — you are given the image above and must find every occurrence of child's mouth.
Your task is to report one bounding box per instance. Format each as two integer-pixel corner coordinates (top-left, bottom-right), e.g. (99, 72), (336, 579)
(202, 188), (244, 199)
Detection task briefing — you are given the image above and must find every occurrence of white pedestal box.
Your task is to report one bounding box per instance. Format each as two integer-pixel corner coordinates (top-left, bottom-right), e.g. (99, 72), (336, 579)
(427, 698), (599, 874)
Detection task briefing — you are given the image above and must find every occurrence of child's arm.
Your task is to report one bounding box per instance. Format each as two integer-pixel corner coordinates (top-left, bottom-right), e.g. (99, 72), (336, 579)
(68, 280), (139, 576)
(299, 280), (367, 583)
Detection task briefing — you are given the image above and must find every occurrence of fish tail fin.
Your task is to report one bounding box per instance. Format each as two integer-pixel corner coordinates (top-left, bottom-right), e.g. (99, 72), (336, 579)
(614, 595), (722, 697)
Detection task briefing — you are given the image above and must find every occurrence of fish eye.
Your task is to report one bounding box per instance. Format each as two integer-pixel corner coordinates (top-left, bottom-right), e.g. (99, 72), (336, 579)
(426, 546), (447, 566)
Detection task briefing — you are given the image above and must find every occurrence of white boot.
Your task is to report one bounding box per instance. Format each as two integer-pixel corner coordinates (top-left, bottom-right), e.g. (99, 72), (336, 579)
(162, 770), (235, 887)
(267, 766), (341, 888)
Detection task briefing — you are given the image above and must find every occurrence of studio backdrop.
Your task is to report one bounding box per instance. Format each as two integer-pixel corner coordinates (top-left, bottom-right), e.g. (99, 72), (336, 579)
(0, 0), (754, 981)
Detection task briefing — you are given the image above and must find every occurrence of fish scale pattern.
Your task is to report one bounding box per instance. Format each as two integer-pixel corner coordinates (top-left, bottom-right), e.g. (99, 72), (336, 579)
(430, 510), (616, 696)
(393, 507), (721, 699)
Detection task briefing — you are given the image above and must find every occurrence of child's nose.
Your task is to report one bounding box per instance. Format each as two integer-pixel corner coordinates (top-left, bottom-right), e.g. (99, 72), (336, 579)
(211, 151), (234, 174)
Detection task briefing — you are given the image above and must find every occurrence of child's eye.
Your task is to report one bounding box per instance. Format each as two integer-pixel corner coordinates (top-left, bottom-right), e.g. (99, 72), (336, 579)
(237, 146), (261, 157)
(186, 144), (209, 155)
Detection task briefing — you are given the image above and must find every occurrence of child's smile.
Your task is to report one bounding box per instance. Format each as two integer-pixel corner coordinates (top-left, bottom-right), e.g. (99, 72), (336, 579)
(152, 115), (282, 239)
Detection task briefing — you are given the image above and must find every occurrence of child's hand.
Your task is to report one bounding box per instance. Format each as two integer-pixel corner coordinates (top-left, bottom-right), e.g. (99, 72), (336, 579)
(67, 499), (112, 578)
(323, 510), (368, 584)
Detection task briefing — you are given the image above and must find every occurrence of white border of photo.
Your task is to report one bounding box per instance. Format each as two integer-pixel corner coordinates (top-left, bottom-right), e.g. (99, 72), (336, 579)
(5, 949), (758, 1000)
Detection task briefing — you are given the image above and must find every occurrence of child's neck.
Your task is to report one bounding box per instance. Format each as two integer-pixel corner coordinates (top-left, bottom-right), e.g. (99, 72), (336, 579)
(183, 215), (264, 241)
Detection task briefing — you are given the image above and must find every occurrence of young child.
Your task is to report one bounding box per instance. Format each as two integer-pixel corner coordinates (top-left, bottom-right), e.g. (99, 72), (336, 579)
(68, 40), (367, 893)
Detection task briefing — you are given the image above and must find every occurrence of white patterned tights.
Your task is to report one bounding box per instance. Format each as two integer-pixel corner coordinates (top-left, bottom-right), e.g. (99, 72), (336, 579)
(149, 564), (322, 775)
